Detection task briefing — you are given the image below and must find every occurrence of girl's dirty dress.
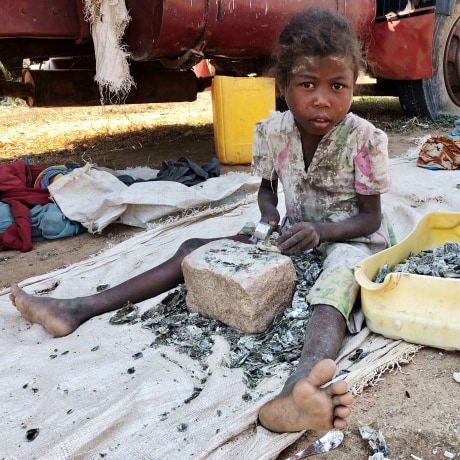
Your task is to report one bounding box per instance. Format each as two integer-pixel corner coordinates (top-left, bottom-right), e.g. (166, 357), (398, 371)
(252, 110), (393, 332)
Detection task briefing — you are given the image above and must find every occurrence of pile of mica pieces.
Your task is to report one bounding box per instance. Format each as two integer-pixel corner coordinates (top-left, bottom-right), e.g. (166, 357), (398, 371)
(110, 247), (323, 388)
(373, 241), (460, 283)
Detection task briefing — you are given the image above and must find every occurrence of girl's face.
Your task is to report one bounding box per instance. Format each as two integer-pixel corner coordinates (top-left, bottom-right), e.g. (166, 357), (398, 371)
(284, 55), (355, 141)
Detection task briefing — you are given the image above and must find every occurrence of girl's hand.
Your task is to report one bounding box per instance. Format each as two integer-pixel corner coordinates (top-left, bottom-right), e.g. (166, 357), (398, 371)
(260, 204), (280, 232)
(258, 178), (280, 230)
(276, 222), (320, 254)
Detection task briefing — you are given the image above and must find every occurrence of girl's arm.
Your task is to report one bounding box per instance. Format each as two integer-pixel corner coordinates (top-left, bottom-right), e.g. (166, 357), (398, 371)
(257, 178), (280, 227)
(277, 194), (382, 255)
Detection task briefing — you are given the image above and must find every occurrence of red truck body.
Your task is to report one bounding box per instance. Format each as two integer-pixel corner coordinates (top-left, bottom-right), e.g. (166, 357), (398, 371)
(0, 0), (457, 118)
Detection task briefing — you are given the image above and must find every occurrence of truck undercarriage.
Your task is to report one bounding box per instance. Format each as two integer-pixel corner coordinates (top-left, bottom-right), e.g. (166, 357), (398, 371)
(0, 0), (459, 119)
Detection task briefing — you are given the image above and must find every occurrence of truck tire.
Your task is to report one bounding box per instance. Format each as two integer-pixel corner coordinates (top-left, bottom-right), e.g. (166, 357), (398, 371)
(397, 7), (460, 119)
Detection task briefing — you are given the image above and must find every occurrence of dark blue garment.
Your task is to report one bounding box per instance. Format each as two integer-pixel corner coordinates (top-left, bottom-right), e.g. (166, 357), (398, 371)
(117, 157), (220, 187)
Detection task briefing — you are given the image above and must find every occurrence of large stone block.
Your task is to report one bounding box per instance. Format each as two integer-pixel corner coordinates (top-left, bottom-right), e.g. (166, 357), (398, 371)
(181, 239), (297, 333)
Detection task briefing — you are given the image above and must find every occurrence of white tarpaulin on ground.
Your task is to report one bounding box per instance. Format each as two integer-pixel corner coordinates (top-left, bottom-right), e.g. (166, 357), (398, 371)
(1, 152), (460, 459)
(48, 166), (261, 232)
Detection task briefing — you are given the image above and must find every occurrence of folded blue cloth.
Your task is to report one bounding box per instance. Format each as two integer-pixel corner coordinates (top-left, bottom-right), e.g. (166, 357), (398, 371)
(1, 201), (85, 242)
(30, 203), (85, 241)
(447, 118), (460, 138)
(0, 202), (14, 232)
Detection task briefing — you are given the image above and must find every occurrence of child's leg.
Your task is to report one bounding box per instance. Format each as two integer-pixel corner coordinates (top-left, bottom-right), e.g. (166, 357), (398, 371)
(258, 243), (370, 432)
(258, 304), (353, 432)
(9, 235), (251, 337)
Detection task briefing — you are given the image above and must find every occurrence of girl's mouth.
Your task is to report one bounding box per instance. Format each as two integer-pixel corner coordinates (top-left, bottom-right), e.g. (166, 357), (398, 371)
(310, 118), (331, 131)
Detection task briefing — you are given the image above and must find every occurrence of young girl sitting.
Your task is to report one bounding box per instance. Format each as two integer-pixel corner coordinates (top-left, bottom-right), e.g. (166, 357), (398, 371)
(253, 8), (392, 432)
(9, 8), (391, 434)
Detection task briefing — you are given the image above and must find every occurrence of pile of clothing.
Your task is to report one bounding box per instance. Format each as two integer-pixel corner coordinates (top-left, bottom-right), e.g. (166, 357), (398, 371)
(417, 118), (460, 170)
(417, 136), (460, 170)
(0, 159), (85, 252)
(0, 156), (222, 252)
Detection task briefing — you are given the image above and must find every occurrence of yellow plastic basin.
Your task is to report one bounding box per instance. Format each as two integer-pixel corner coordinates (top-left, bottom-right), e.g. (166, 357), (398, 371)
(354, 212), (460, 350)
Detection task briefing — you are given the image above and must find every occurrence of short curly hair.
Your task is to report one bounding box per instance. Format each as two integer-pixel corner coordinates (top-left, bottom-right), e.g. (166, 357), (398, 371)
(273, 9), (363, 92)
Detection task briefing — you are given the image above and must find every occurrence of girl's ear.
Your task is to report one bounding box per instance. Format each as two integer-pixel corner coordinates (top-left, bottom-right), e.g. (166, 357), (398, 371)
(276, 88), (289, 112)
(276, 84), (285, 100)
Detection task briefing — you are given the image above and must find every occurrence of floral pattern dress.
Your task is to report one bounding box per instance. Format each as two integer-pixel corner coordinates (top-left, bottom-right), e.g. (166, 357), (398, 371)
(251, 110), (393, 332)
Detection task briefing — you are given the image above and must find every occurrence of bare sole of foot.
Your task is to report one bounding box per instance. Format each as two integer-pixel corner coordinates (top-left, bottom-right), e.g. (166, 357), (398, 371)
(258, 359), (354, 432)
(9, 284), (80, 337)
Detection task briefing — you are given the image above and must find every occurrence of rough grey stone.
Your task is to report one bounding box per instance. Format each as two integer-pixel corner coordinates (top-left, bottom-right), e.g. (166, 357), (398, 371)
(181, 239), (297, 333)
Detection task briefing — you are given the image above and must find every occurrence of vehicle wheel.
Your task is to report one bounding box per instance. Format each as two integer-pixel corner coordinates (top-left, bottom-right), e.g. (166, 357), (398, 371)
(397, 7), (460, 119)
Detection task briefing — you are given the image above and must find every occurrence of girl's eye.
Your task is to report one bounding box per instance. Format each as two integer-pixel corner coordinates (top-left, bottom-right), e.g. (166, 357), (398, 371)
(332, 83), (344, 90)
(301, 82), (314, 89)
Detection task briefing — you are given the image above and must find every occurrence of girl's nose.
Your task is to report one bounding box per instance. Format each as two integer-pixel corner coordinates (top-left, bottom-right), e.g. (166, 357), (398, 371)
(313, 89), (330, 107)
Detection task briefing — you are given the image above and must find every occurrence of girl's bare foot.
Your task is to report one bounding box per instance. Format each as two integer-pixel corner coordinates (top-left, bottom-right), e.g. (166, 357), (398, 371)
(258, 359), (354, 433)
(9, 284), (82, 337)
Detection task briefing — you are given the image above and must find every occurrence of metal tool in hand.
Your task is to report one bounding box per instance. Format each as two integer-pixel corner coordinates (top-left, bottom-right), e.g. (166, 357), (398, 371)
(284, 430), (344, 459)
(250, 221), (275, 243)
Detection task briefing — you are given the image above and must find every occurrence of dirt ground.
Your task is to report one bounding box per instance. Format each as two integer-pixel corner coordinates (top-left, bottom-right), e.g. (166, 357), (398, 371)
(1, 93), (459, 459)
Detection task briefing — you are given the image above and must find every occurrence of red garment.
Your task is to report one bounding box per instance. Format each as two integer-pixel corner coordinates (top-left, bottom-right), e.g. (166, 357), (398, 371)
(0, 160), (49, 252)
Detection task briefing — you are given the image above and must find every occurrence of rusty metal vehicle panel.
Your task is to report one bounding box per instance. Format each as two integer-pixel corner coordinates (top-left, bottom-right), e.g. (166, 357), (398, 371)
(123, 0), (375, 60)
(0, 0), (90, 39)
(367, 10), (435, 80)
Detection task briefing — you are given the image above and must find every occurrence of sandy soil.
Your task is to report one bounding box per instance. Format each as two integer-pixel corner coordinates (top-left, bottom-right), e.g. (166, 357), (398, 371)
(1, 93), (459, 459)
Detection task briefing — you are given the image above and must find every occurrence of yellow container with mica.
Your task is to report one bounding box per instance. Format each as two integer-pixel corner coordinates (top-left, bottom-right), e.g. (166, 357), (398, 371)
(354, 212), (460, 350)
(212, 76), (275, 165)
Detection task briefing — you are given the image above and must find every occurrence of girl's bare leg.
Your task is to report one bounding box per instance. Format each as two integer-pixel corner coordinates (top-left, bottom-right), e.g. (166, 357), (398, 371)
(258, 304), (354, 432)
(9, 235), (251, 337)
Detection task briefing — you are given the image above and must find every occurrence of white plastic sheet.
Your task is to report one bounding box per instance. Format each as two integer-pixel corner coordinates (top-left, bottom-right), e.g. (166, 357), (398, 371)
(2, 153), (459, 458)
(49, 165), (260, 232)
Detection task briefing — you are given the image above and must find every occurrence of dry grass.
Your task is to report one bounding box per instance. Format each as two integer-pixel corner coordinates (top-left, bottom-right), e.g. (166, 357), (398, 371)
(0, 92), (214, 162)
